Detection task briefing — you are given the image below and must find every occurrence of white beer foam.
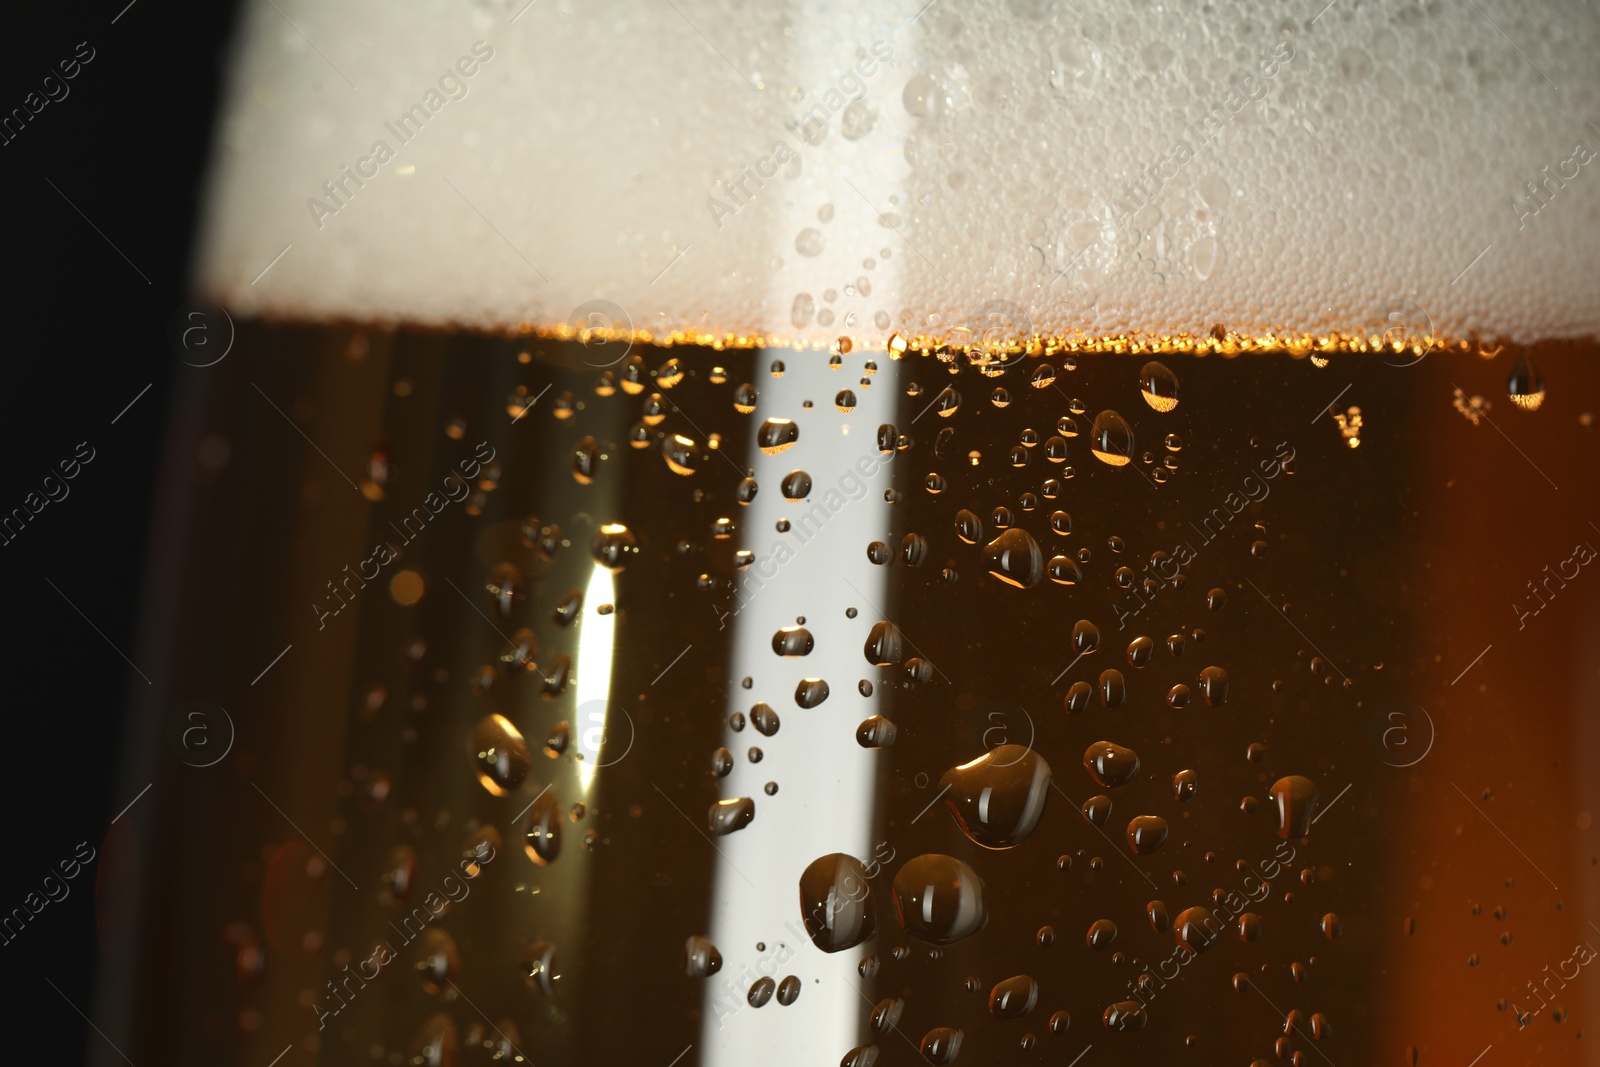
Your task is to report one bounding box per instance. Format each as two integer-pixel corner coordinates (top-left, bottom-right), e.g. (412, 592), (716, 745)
(196, 0), (1600, 345)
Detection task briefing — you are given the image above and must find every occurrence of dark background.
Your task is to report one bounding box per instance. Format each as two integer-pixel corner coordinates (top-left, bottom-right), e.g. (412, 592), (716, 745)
(0, 0), (240, 1056)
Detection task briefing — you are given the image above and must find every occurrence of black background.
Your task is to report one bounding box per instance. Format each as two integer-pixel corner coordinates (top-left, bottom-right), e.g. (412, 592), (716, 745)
(1, 0), (239, 1056)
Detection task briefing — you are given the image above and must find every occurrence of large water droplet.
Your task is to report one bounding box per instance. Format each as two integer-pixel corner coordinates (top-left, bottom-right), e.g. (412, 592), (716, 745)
(1098, 669), (1126, 707)
(1090, 410), (1135, 467)
(1270, 775), (1320, 840)
(871, 998), (904, 1034)
(940, 745), (1053, 849)
(1084, 741), (1141, 788)
(1140, 361), (1179, 412)
(572, 435), (601, 484)
(750, 703), (781, 736)
(856, 716), (898, 748)
(709, 797), (755, 835)
(955, 509), (983, 544)
(472, 714), (529, 796)
(1048, 555), (1082, 585)
(1082, 795), (1112, 827)
(863, 620), (905, 666)
(1126, 815), (1169, 854)
(989, 975), (1039, 1019)
(795, 677), (831, 708)
(757, 418), (800, 455)
(1086, 918), (1118, 949)
(983, 528), (1044, 588)
(891, 854), (987, 944)
(798, 853), (877, 952)
(415, 928), (460, 994)
(920, 1028), (963, 1064)
(521, 940), (559, 995)
(773, 626), (814, 657)
(781, 470), (813, 499)
(1072, 619), (1101, 653)
(1507, 355), (1546, 411)
(661, 434), (700, 476)
(1174, 906), (1222, 954)
(1198, 665), (1229, 706)
(522, 789), (561, 865)
(1102, 1000), (1148, 1030)
(683, 935), (722, 977)
(591, 523), (638, 570)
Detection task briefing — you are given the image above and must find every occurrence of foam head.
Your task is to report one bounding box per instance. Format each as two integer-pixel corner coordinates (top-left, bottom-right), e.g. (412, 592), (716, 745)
(197, 0), (1600, 348)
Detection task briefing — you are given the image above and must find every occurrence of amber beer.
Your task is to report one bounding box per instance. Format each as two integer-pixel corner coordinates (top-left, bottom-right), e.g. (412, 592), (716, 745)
(99, 0), (1600, 1064)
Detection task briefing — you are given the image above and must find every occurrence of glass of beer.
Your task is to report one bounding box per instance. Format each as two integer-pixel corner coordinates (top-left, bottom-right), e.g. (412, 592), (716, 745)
(94, 2), (1600, 1066)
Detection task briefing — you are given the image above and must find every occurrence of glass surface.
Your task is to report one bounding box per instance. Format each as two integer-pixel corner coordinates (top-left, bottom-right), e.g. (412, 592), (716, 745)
(98, 328), (1600, 1067)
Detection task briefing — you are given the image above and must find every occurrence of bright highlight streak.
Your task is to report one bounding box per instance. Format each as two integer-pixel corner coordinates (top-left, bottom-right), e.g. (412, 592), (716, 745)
(574, 565), (616, 793)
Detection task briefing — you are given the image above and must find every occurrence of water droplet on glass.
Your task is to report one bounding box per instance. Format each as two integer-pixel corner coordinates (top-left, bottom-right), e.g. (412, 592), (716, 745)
(983, 528), (1044, 588)
(1174, 907), (1222, 955)
(522, 789), (562, 865)
(751, 703), (781, 736)
(892, 854), (988, 944)
(795, 677), (831, 708)
(949, 509), (981, 545)
(684, 935), (722, 977)
(940, 745), (1053, 849)
(856, 715), (898, 748)
(758, 418), (799, 455)
(989, 975), (1039, 1019)
(747, 976), (777, 1006)
(1072, 619), (1101, 653)
(1102, 1000), (1147, 1030)
(1507, 355), (1546, 410)
(521, 940), (559, 995)
(1084, 741), (1141, 788)
(590, 523), (638, 570)
(1140, 361), (1179, 412)
(708, 797), (755, 835)
(572, 435), (601, 484)
(772, 626), (814, 657)
(1099, 669), (1126, 707)
(1127, 815), (1169, 854)
(472, 714), (529, 796)
(798, 853), (877, 952)
(1091, 410), (1135, 467)
(781, 470), (813, 500)
(1269, 774), (1320, 840)
(864, 620), (905, 666)
(661, 433), (700, 476)
(920, 1027), (963, 1063)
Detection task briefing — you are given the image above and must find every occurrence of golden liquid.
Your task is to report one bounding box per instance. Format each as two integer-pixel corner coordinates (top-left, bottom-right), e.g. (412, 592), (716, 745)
(101, 326), (1599, 1067)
